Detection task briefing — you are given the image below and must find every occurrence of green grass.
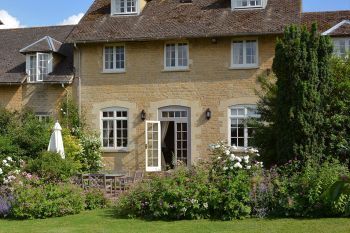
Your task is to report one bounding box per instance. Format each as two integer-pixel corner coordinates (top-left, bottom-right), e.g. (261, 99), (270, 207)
(1, 209), (350, 233)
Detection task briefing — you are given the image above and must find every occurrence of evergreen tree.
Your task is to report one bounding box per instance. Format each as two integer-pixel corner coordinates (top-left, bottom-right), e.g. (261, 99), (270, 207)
(255, 24), (333, 166)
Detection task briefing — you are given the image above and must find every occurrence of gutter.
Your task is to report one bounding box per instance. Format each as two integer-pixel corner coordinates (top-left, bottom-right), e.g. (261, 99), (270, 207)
(69, 31), (284, 44)
(0, 82), (23, 86)
(74, 43), (82, 121)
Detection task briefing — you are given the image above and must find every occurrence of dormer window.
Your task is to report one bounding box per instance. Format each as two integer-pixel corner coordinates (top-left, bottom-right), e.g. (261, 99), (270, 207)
(20, 36), (60, 83)
(111, 0), (138, 15)
(26, 53), (53, 82)
(232, 0), (266, 9)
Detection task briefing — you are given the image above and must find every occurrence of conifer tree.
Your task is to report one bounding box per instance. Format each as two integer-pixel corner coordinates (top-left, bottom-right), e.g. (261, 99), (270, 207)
(255, 24), (333, 165)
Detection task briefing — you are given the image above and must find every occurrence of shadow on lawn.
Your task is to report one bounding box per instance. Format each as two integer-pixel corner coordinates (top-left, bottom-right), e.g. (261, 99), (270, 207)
(97, 208), (339, 223)
(97, 209), (120, 219)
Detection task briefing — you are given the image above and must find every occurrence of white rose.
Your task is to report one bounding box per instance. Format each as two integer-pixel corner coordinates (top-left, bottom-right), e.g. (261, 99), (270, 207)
(223, 167), (228, 171)
(2, 159), (7, 164)
(6, 157), (13, 162)
(234, 162), (242, 169)
(246, 165), (252, 170)
(225, 150), (230, 156)
(0, 168), (3, 175)
(235, 157), (242, 162)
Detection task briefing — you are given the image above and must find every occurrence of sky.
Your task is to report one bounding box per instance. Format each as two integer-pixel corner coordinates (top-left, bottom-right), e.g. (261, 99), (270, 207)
(0, 0), (349, 28)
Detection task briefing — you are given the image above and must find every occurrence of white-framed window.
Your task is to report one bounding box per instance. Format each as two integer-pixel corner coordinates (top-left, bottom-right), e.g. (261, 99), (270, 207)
(103, 45), (125, 72)
(231, 40), (258, 68)
(36, 112), (51, 122)
(164, 43), (189, 70)
(101, 108), (128, 150)
(233, 0), (263, 8)
(111, 0), (138, 15)
(26, 53), (52, 82)
(333, 38), (350, 58)
(229, 105), (259, 148)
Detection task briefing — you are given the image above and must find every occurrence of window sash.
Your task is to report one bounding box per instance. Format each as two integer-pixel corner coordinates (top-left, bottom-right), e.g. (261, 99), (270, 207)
(37, 53), (49, 81)
(104, 45), (125, 71)
(232, 40), (258, 67)
(235, 0), (262, 8)
(115, 0), (137, 14)
(165, 43), (189, 69)
(28, 53), (49, 82)
(229, 106), (259, 148)
(29, 55), (37, 82)
(101, 109), (128, 149)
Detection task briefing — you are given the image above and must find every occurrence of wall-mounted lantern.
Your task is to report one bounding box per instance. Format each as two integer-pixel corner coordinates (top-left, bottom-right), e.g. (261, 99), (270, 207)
(205, 108), (212, 120)
(141, 110), (146, 121)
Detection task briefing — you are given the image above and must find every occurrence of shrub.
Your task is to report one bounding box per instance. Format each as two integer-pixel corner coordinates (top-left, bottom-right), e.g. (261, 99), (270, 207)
(116, 165), (211, 220)
(251, 159), (350, 218)
(78, 132), (103, 173)
(0, 187), (13, 218)
(26, 151), (80, 182)
(116, 142), (262, 220)
(59, 98), (103, 173)
(85, 189), (109, 210)
(10, 182), (85, 219)
(0, 108), (51, 162)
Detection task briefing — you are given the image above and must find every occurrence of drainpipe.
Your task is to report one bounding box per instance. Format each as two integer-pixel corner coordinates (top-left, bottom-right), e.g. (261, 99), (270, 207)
(74, 43), (82, 122)
(61, 83), (69, 128)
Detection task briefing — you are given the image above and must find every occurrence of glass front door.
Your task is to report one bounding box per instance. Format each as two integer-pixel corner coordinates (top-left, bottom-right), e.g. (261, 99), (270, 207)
(145, 121), (161, 172)
(159, 107), (190, 168)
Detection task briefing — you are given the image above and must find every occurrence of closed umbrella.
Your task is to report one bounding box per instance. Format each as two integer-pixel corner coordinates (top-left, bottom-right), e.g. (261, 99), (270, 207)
(48, 121), (65, 159)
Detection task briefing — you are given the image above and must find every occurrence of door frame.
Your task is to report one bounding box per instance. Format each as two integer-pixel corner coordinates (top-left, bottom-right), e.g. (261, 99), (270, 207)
(158, 106), (191, 168)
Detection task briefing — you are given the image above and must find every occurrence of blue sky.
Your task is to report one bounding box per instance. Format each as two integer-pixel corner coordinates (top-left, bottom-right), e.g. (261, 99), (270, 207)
(0, 0), (349, 27)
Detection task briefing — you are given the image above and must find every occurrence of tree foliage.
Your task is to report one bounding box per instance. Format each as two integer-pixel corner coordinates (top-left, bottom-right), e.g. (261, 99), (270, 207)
(254, 24), (335, 166)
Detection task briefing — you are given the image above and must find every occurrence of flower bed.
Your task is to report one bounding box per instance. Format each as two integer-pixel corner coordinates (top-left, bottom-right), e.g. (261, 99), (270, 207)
(116, 142), (261, 220)
(116, 142), (350, 220)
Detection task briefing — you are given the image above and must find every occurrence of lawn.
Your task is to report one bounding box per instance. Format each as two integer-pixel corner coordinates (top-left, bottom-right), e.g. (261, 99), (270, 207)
(1, 209), (350, 233)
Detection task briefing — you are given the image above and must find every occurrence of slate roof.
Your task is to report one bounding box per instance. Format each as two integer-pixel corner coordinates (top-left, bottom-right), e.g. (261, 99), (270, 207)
(67, 0), (302, 43)
(302, 11), (350, 36)
(20, 36), (63, 54)
(0, 25), (74, 85)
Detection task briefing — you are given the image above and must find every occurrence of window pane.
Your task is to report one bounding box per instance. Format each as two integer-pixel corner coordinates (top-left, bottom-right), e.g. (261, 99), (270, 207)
(29, 55), (37, 82)
(246, 40), (257, 64)
(38, 53), (49, 81)
(230, 105), (259, 148)
(102, 120), (114, 148)
(166, 44), (176, 67)
(233, 42), (244, 65)
(105, 46), (114, 70)
(119, 0), (125, 13)
(116, 46), (125, 69)
(101, 108), (128, 148)
(178, 43), (188, 67)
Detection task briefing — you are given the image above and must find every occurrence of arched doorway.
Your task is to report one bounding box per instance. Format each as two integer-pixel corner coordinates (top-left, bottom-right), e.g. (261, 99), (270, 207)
(158, 106), (191, 170)
(144, 106), (191, 172)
